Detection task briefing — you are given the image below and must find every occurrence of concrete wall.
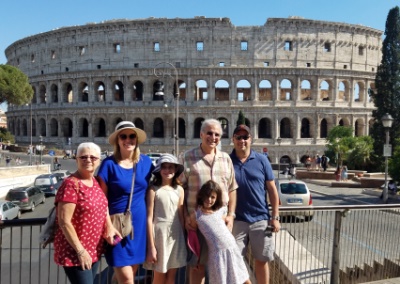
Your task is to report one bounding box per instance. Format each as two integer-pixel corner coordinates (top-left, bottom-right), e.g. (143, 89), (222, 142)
(0, 165), (50, 199)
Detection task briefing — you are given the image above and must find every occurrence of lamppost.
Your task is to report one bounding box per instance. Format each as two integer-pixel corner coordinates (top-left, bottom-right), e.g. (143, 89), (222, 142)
(382, 113), (393, 204)
(277, 137), (282, 179)
(29, 102), (32, 166)
(153, 62), (180, 156)
(39, 135), (43, 164)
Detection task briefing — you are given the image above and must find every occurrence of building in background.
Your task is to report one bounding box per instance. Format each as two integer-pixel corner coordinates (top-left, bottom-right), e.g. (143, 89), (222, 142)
(4, 16), (382, 164)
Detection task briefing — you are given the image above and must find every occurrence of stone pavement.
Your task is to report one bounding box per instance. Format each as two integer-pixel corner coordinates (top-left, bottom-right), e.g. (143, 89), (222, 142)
(363, 279), (400, 284)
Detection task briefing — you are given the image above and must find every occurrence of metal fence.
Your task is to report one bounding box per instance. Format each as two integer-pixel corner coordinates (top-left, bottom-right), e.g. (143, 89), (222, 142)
(1, 204), (400, 284)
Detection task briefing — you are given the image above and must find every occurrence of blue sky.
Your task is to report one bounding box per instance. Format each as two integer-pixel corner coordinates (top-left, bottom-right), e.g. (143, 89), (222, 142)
(0, 0), (398, 110)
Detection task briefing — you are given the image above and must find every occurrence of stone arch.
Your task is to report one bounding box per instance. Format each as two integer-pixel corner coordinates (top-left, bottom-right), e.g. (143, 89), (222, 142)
(39, 84), (46, 103)
(78, 82), (89, 102)
(62, 82), (73, 103)
(178, 117), (186, 138)
(280, 117), (292, 138)
(78, 118), (89, 137)
(354, 118), (365, 136)
(50, 84), (58, 103)
(132, 81), (144, 101)
(218, 117), (229, 138)
(259, 80), (272, 101)
(93, 117), (106, 137)
(280, 79), (292, 101)
(193, 117), (205, 138)
(32, 86), (37, 104)
(94, 81), (105, 102)
(153, 118), (164, 138)
(112, 80), (124, 101)
(215, 80), (229, 101)
(300, 80), (312, 100)
(259, 118), (272, 138)
(236, 80), (251, 101)
(319, 80), (333, 101)
(301, 118), (311, 138)
(195, 80), (208, 101)
(62, 117), (73, 138)
(134, 118), (144, 130)
(320, 118), (328, 138)
(49, 118), (58, 137)
(39, 118), (46, 136)
(338, 81), (350, 101)
(22, 119), (28, 136)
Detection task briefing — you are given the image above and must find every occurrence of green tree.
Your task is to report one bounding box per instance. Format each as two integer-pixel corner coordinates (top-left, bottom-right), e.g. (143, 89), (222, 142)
(237, 110), (246, 126)
(325, 126), (353, 166)
(370, 6), (400, 170)
(0, 64), (33, 105)
(389, 138), (400, 184)
(0, 127), (15, 144)
(346, 136), (374, 170)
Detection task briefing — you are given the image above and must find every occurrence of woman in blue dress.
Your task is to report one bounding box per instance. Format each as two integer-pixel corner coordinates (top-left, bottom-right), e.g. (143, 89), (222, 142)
(97, 121), (154, 284)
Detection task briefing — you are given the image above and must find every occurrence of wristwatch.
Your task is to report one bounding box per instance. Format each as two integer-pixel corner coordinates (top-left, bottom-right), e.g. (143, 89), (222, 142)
(228, 212), (236, 219)
(271, 216), (280, 221)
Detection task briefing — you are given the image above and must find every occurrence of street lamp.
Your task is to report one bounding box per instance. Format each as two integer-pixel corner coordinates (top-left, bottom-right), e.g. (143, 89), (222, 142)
(277, 137), (282, 179)
(153, 62), (180, 156)
(39, 135), (43, 164)
(382, 113), (393, 203)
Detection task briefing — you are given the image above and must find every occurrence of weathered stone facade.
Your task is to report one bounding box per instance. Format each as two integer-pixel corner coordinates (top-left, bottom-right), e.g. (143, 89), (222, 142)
(4, 16), (382, 163)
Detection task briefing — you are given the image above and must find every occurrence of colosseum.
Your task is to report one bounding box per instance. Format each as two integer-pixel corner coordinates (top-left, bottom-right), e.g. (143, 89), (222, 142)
(4, 16), (382, 164)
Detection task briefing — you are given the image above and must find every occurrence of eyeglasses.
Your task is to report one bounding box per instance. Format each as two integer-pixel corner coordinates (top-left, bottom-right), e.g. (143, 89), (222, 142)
(206, 131), (221, 137)
(79, 155), (99, 161)
(119, 133), (137, 140)
(234, 135), (250, 141)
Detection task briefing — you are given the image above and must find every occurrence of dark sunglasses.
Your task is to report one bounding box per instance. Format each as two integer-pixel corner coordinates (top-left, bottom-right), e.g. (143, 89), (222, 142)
(79, 155), (99, 161)
(119, 133), (137, 140)
(206, 131), (221, 137)
(234, 135), (250, 141)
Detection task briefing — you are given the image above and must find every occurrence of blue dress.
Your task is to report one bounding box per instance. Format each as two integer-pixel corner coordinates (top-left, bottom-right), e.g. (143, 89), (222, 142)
(97, 154), (154, 267)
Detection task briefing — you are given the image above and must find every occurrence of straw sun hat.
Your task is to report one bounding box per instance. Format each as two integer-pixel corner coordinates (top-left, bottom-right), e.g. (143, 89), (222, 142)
(108, 121), (147, 145)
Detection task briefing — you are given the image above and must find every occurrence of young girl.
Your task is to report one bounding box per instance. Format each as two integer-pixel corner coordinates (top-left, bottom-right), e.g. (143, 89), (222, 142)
(145, 154), (187, 284)
(194, 180), (251, 284)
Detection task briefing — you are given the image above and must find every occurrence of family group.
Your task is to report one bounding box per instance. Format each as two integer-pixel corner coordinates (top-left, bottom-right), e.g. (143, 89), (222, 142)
(51, 119), (280, 284)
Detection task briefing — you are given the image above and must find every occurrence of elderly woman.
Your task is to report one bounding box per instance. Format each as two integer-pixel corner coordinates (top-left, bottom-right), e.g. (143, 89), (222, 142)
(53, 142), (118, 284)
(97, 121), (154, 284)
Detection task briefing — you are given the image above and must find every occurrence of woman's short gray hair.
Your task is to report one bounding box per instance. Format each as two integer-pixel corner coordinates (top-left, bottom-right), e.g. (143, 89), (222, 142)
(76, 142), (101, 157)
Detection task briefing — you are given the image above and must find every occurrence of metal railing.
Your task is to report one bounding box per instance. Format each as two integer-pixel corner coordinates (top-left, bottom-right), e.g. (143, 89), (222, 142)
(1, 205), (400, 284)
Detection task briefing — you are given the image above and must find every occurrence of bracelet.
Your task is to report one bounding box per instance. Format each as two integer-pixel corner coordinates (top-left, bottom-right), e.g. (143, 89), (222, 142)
(271, 216), (280, 221)
(77, 249), (85, 257)
(228, 212), (236, 219)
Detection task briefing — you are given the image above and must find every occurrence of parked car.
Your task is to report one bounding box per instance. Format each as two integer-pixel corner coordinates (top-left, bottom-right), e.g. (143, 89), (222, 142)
(52, 170), (72, 182)
(5, 186), (46, 212)
(146, 153), (162, 166)
(274, 179), (314, 222)
(0, 201), (21, 220)
(34, 174), (63, 196)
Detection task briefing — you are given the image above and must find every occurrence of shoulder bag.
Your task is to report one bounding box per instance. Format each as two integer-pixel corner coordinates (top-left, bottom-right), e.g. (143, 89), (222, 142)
(110, 164), (136, 240)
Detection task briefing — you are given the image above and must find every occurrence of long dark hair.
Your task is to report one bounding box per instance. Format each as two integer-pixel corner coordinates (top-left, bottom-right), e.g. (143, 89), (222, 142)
(196, 180), (223, 211)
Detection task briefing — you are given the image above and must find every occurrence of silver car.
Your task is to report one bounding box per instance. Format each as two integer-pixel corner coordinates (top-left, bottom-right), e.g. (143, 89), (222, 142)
(274, 179), (314, 222)
(0, 201), (21, 220)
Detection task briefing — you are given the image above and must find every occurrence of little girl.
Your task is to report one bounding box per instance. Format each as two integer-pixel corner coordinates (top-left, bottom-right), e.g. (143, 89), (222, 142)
(194, 180), (251, 284)
(145, 154), (187, 284)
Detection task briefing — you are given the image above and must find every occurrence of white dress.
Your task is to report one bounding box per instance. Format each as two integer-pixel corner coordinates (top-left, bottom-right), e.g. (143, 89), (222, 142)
(144, 185), (187, 273)
(196, 207), (249, 284)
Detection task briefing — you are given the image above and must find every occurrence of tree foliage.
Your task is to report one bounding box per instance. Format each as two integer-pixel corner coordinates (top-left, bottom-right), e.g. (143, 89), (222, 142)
(325, 126), (374, 170)
(0, 127), (15, 144)
(237, 110), (246, 126)
(370, 7), (400, 165)
(389, 138), (400, 184)
(0, 64), (33, 105)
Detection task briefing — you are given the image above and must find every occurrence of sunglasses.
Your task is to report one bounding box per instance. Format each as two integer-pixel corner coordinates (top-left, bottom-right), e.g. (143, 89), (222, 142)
(79, 155), (99, 161)
(119, 133), (137, 140)
(234, 135), (250, 141)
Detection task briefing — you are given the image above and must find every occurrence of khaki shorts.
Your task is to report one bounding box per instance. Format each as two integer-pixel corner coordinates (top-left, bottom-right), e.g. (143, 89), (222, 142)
(233, 219), (275, 262)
